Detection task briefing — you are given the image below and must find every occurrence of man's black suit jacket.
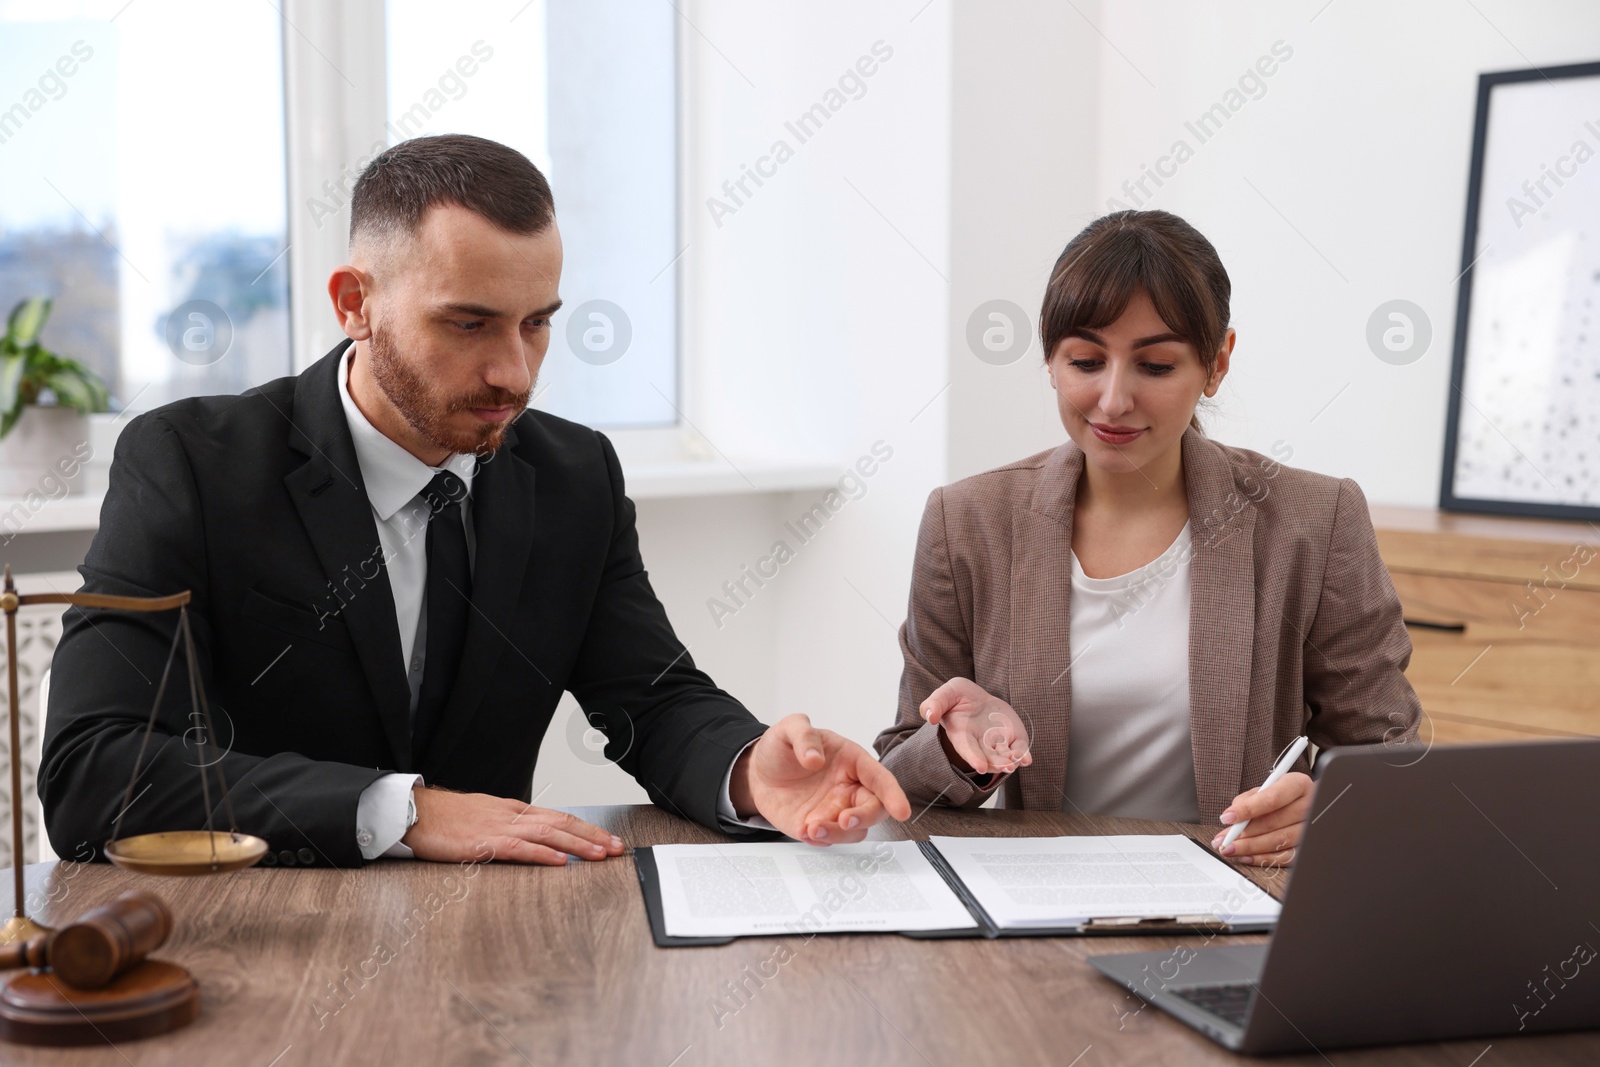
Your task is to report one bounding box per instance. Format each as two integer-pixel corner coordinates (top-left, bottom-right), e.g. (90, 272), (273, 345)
(41, 341), (769, 866)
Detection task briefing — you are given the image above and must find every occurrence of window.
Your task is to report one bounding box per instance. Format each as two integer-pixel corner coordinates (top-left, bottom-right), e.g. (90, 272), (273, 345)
(0, 0), (678, 432)
(0, 0), (291, 413)
(383, 0), (680, 429)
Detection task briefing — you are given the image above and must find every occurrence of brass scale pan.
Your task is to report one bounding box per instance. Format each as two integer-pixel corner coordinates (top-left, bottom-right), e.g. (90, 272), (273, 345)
(5, 578), (266, 883)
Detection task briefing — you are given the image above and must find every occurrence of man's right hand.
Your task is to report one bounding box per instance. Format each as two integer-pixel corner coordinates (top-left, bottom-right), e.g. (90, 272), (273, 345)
(920, 678), (1033, 777)
(402, 787), (626, 864)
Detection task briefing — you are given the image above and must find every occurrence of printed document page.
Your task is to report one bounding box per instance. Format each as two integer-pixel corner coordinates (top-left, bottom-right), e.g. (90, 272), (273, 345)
(652, 841), (978, 938)
(928, 835), (1281, 929)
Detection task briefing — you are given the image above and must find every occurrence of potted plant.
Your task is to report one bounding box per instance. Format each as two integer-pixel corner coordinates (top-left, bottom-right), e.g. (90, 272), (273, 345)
(0, 297), (110, 497)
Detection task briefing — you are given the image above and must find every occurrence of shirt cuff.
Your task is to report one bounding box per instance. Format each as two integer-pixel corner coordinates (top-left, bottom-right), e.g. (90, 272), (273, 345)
(357, 773), (424, 860)
(717, 737), (776, 831)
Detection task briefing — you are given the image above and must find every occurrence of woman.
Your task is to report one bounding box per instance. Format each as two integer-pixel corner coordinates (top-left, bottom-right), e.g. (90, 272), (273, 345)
(874, 209), (1420, 867)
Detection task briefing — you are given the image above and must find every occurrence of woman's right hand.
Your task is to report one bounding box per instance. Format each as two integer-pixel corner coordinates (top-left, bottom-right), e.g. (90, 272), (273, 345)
(920, 678), (1033, 777)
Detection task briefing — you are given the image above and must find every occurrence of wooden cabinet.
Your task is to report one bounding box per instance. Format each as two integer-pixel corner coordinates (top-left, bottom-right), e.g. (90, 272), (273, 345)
(1368, 505), (1600, 745)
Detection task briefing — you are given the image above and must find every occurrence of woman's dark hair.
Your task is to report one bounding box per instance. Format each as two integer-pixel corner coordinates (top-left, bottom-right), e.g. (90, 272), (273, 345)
(350, 133), (554, 251)
(1039, 209), (1231, 431)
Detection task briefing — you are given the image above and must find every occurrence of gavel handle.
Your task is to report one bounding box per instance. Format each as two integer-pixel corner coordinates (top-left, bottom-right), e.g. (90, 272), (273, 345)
(0, 937), (46, 971)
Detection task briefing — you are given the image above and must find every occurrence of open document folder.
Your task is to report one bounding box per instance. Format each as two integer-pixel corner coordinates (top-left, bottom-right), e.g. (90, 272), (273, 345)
(635, 835), (1281, 947)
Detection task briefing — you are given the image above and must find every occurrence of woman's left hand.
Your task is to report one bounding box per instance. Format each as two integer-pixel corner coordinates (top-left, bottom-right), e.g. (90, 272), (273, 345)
(1210, 771), (1314, 867)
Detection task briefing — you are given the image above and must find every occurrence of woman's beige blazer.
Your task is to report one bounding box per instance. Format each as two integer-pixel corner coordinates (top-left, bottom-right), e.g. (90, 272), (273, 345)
(874, 428), (1422, 822)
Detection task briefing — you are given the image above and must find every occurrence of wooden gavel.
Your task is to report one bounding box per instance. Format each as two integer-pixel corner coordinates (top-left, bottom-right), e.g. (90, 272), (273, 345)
(0, 891), (173, 989)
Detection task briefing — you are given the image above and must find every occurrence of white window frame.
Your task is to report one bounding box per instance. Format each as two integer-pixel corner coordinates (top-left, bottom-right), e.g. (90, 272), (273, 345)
(278, 0), (698, 465)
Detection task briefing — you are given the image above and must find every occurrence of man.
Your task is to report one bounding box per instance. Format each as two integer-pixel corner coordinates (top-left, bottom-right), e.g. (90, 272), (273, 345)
(41, 133), (908, 868)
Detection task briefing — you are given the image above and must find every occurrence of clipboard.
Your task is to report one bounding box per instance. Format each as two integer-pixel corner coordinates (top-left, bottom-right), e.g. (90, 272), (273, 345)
(633, 842), (1278, 949)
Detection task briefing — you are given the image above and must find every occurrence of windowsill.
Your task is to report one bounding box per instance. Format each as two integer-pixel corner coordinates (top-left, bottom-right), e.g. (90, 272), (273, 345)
(625, 458), (841, 500)
(0, 459), (842, 535)
(0, 493), (106, 536)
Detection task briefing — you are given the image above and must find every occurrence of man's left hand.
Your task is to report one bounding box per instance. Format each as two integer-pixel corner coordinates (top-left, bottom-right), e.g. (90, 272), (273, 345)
(1211, 771), (1314, 867)
(730, 714), (912, 845)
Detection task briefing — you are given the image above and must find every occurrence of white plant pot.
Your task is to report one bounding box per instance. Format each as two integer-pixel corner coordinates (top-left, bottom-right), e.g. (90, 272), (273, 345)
(0, 406), (93, 498)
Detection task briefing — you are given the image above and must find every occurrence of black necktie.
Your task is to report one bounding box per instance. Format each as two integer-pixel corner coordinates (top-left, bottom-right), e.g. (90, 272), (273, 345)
(412, 468), (471, 765)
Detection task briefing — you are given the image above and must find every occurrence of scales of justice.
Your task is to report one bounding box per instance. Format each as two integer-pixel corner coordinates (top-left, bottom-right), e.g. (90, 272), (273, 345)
(0, 567), (267, 1045)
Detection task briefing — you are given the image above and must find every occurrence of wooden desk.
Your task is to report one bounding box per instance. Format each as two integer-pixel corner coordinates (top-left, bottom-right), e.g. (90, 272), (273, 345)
(0, 805), (1594, 1065)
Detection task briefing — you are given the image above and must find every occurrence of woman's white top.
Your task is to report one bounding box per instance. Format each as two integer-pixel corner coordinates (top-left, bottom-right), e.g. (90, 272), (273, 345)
(1060, 521), (1201, 822)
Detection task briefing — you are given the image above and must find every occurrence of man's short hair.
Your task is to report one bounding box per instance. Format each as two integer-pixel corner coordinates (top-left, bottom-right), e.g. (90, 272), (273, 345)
(349, 134), (555, 253)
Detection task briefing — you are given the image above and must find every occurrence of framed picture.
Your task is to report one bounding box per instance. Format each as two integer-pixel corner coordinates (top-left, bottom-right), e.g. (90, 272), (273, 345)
(1440, 59), (1600, 522)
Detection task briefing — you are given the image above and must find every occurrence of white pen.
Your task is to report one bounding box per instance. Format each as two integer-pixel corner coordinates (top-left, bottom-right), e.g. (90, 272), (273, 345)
(1220, 735), (1309, 850)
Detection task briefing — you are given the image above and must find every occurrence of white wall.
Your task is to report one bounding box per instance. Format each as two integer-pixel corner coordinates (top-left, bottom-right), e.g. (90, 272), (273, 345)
(945, 0), (1102, 479)
(529, 0), (1600, 807)
(534, 0), (953, 804)
(677, 0), (953, 740)
(1092, 0), (1600, 503)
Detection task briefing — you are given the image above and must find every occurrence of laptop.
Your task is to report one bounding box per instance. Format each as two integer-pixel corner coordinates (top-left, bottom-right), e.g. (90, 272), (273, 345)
(1089, 738), (1600, 1054)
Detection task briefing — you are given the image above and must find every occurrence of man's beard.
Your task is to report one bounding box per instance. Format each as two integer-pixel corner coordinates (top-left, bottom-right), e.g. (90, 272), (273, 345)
(368, 326), (531, 457)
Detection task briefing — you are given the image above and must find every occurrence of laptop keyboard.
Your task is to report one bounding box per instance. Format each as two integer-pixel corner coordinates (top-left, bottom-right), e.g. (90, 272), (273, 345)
(1169, 982), (1254, 1027)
